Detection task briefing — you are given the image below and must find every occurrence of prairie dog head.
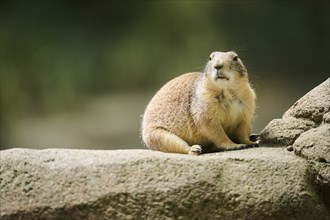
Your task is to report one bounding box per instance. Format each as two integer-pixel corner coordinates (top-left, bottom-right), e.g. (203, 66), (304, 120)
(204, 51), (248, 85)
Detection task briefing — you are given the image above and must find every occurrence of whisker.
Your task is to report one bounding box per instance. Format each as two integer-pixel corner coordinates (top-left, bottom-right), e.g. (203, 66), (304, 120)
(192, 65), (207, 72)
(232, 43), (249, 53)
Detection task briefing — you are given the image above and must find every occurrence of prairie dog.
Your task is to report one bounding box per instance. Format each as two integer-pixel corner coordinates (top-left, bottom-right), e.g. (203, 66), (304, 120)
(141, 51), (257, 155)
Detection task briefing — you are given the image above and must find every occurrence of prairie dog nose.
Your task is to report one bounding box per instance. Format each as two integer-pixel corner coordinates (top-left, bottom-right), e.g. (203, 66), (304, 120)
(214, 63), (223, 70)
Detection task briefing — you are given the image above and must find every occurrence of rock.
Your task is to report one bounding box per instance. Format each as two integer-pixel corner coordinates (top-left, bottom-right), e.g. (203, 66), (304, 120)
(286, 145), (293, 151)
(323, 112), (330, 124)
(293, 123), (330, 209)
(259, 78), (330, 212)
(283, 78), (330, 124)
(1, 78), (329, 219)
(1, 148), (329, 220)
(259, 117), (315, 146)
(308, 161), (330, 212)
(293, 124), (330, 163)
(260, 78), (330, 150)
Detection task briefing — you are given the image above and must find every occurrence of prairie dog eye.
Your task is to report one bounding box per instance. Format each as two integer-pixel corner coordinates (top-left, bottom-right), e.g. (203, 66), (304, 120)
(209, 56), (212, 61)
(233, 55), (238, 61)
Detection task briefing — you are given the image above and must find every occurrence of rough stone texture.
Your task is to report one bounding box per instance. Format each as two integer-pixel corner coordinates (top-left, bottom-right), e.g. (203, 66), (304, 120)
(260, 78), (330, 163)
(259, 117), (315, 146)
(1, 148), (329, 220)
(283, 78), (330, 124)
(323, 112), (330, 124)
(1, 78), (330, 220)
(259, 77), (330, 214)
(293, 124), (330, 163)
(260, 77), (329, 147)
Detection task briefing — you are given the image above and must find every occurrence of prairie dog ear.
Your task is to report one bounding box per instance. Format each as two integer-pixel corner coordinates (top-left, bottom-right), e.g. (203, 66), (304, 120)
(209, 52), (216, 60)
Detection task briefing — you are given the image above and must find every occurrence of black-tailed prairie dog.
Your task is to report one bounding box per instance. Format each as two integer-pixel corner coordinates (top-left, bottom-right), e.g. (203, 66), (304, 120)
(142, 51), (258, 155)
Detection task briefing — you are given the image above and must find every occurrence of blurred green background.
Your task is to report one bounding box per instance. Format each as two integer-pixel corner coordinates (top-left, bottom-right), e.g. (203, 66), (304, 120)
(1, 1), (329, 150)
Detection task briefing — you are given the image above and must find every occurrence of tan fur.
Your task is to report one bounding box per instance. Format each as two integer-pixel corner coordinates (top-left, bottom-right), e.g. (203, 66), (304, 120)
(142, 51), (256, 155)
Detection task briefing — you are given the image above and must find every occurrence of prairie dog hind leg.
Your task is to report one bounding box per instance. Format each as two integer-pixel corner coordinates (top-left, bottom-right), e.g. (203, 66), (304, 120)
(143, 128), (202, 155)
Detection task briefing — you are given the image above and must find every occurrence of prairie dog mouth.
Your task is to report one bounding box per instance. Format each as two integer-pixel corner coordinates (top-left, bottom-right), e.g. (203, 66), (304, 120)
(212, 70), (229, 80)
(216, 74), (229, 80)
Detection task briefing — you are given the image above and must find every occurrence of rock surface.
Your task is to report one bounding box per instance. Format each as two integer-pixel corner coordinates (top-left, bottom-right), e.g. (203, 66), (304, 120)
(260, 77), (330, 148)
(0, 148), (329, 220)
(1, 78), (330, 220)
(260, 77), (330, 214)
(293, 124), (330, 163)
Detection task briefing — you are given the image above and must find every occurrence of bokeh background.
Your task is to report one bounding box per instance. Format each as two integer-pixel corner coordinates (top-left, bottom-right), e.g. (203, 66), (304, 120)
(1, 1), (329, 150)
